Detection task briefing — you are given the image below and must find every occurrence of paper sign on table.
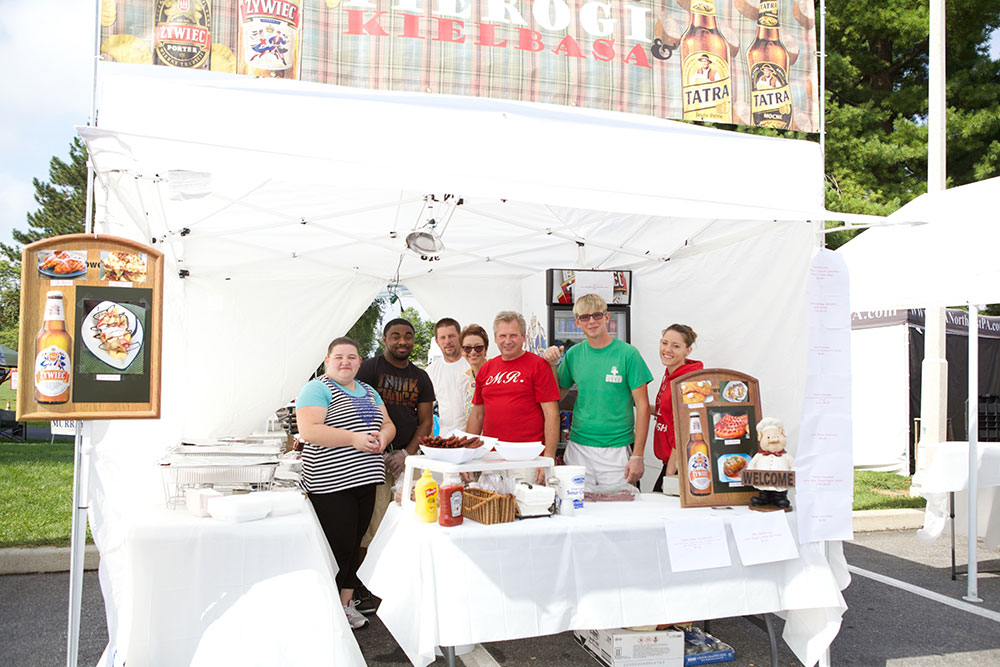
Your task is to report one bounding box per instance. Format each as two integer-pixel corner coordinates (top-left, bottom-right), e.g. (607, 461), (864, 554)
(664, 517), (732, 572)
(729, 511), (799, 566)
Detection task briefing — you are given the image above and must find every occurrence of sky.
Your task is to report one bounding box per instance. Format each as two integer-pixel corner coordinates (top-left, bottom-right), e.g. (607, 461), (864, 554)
(1, 1), (998, 250)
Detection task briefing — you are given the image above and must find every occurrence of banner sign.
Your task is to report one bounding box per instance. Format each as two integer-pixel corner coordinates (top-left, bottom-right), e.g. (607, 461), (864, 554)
(17, 234), (163, 422)
(99, 0), (819, 130)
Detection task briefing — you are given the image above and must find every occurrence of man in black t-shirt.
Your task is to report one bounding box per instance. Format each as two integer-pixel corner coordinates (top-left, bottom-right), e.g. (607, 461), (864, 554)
(356, 318), (434, 597)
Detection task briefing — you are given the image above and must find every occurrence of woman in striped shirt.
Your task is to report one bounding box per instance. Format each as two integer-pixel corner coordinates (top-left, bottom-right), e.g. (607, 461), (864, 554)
(296, 336), (395, 630)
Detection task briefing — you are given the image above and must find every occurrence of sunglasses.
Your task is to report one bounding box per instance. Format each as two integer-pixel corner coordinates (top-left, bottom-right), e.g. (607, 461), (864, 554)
(576, 312), (607, 322)
(462, 344), (486, 353)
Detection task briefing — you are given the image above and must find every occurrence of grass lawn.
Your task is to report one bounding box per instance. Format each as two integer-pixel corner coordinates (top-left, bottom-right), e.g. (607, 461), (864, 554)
(0, 440), (91, 547)
(853, 470), (926, 511)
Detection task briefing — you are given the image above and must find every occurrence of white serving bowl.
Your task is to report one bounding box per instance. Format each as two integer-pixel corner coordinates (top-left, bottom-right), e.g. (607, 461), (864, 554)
(445, 430), (499, 451)
(420, 443), (490, 464)
(494, 441), (544, 461)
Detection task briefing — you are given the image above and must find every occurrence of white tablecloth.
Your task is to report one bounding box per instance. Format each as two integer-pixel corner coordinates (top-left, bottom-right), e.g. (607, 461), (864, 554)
(359, 494), (849, 667)
(93, 501), (366, 667)
(913, 441), (1000, 549)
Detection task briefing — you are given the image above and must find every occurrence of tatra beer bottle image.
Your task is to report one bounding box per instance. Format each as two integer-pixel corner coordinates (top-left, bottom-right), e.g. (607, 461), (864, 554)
(747, 0), (792, 128)
(680, 0), (732, 123)
(687, 413), (711, 496)
(152, 0), (212, 69)
(34, 291), (72, 405)
(237, 0), (302, 79)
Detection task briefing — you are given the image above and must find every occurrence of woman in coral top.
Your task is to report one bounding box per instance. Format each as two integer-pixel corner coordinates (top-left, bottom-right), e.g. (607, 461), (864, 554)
(652, 324), (703, 492)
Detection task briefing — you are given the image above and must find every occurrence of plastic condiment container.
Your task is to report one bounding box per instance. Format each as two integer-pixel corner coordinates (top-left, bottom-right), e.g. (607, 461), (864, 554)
(414, 468), (439, 522)
(438, 472), (464, 527)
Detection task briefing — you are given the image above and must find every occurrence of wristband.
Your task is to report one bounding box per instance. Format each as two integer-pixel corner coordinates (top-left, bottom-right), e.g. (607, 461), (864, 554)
(630, 455), (643, 460)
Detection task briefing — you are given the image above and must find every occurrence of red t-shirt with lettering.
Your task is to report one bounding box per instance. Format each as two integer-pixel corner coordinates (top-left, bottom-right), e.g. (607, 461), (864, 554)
(472, 352), (560, 442)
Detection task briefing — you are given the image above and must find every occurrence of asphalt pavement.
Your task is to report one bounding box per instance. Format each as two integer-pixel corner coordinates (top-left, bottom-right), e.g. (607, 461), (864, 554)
(2, 530), (998, 666)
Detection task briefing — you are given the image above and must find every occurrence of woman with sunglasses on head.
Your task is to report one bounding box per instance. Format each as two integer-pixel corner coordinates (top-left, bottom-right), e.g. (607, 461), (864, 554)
(652, 324), (703, 492)
(458, 323), (490, 422)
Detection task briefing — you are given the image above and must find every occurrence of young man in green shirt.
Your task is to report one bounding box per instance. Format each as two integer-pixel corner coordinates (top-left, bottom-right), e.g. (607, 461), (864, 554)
(543, 293), (652, 486)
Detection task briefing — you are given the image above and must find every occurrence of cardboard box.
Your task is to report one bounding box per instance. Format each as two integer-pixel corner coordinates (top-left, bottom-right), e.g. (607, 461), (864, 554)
(580, 628), (684, 667)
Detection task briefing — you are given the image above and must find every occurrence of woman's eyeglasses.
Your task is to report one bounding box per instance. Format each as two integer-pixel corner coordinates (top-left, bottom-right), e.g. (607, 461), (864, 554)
(576, 312), (607, 322)
(462, 344), (485, 353)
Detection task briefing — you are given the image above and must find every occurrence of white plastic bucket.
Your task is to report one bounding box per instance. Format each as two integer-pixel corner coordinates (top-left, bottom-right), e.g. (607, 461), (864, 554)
(553, 465), (585, 515)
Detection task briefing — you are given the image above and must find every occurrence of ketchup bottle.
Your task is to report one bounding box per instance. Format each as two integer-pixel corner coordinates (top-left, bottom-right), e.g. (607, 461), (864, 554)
(438, 473), (464, 527)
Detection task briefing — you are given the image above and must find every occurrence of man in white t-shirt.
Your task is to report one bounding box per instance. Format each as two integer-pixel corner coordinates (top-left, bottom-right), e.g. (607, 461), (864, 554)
(426, 317), (472, 435)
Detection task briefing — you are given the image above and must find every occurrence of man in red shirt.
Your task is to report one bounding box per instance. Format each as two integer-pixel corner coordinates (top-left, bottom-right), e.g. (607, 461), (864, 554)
(467, 311), (560, 478)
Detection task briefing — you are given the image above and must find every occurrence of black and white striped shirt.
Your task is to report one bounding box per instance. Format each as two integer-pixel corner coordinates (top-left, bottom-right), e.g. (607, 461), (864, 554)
(299, 376), (386, 494)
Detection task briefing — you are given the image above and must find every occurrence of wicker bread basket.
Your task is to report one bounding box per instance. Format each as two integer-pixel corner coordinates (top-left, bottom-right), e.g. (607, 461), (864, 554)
(462, 487), (518, 524)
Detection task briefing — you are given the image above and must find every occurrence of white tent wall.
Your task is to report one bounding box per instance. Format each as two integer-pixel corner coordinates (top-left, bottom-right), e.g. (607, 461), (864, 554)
(405, 275), (523, 338)
(630, 221), (814, 457)
(850, 324), (911, 473)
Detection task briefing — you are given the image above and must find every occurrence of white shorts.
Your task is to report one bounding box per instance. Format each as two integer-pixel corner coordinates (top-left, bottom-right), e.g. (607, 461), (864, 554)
(564, 440), (631, 487)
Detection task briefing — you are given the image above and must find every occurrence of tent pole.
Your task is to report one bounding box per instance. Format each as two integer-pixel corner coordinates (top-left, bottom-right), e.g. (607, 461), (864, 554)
(67, 3), (103, 665)
(919, 0), (948, 455)
(66, 421), (87, 667)
(964, 303), (982, 602)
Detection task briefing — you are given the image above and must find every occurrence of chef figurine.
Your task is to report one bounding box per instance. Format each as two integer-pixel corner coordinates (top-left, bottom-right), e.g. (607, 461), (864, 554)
(747, 417), (794, 510)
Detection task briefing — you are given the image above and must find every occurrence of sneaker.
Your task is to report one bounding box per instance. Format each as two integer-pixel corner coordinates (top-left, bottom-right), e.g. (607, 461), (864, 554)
(354, 584), (380, 616)
(343, 600), (369, 630)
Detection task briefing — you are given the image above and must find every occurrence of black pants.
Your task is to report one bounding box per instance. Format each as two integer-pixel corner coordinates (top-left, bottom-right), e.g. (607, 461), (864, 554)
(309, 484), (377, 592)
(652, 463), (668, 493)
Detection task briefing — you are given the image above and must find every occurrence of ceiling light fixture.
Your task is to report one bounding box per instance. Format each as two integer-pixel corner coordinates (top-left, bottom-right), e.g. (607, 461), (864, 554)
(405, 194), (462, 261)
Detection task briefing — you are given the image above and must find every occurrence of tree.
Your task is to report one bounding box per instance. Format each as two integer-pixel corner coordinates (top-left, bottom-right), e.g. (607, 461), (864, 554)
(346, 297), (386, 358)
(0, 138), (89, 336)
(823, 1), (1000, 224)
(2, 138), (89, 263)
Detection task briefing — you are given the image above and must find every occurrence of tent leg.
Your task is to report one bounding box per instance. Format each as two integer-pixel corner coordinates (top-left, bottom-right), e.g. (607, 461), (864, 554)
(950, 492), (956, 581)
(66, 422), (87, 667)
(963, 303), (982, 603)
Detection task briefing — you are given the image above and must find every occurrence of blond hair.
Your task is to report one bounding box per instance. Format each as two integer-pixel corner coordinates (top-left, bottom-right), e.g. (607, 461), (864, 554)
(573, 293), (607, 317)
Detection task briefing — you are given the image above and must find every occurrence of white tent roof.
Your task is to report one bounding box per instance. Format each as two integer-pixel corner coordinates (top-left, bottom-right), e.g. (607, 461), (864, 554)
(839, 177), (1000, 311)
(83, 64), (880, 286)
(83, 63), (850, 442)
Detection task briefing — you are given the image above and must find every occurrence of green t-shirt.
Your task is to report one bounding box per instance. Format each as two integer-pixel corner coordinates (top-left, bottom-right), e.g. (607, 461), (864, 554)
(556, 338), (653, 448)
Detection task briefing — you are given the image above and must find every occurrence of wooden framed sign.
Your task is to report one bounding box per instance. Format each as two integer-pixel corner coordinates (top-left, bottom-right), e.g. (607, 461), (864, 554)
(673, 368), (761, 508)
(17, 234), (163, 421)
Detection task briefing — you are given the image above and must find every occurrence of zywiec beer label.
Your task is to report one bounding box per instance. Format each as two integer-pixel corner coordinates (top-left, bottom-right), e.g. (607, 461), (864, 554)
(35, 346), (71, 398)
(750, 61), (792, 128)
(239, 0), (302, 75)
(153, 0), (212, 69)
(688, 451), (711, 490)
(682, 52), (732, 123)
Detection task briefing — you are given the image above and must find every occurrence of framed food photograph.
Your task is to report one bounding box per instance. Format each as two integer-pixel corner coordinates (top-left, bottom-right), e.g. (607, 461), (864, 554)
(17, 234), (163, 421)
(673, 369), (761, 509)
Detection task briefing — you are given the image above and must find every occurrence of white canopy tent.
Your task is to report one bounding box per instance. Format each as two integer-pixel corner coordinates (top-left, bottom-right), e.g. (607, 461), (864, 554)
(78, 62), (863, 664)
(839, 176), (1000, 602)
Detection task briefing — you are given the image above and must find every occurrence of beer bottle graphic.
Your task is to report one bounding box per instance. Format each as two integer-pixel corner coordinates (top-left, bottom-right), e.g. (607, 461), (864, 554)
(237, 0), (302, 79)
(153, 0), (213, 69)
(747, 0), (792, 128)
(687, 413), (712, 496)
(680, 0), (733, 123)
(34, 291), (72, 405)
